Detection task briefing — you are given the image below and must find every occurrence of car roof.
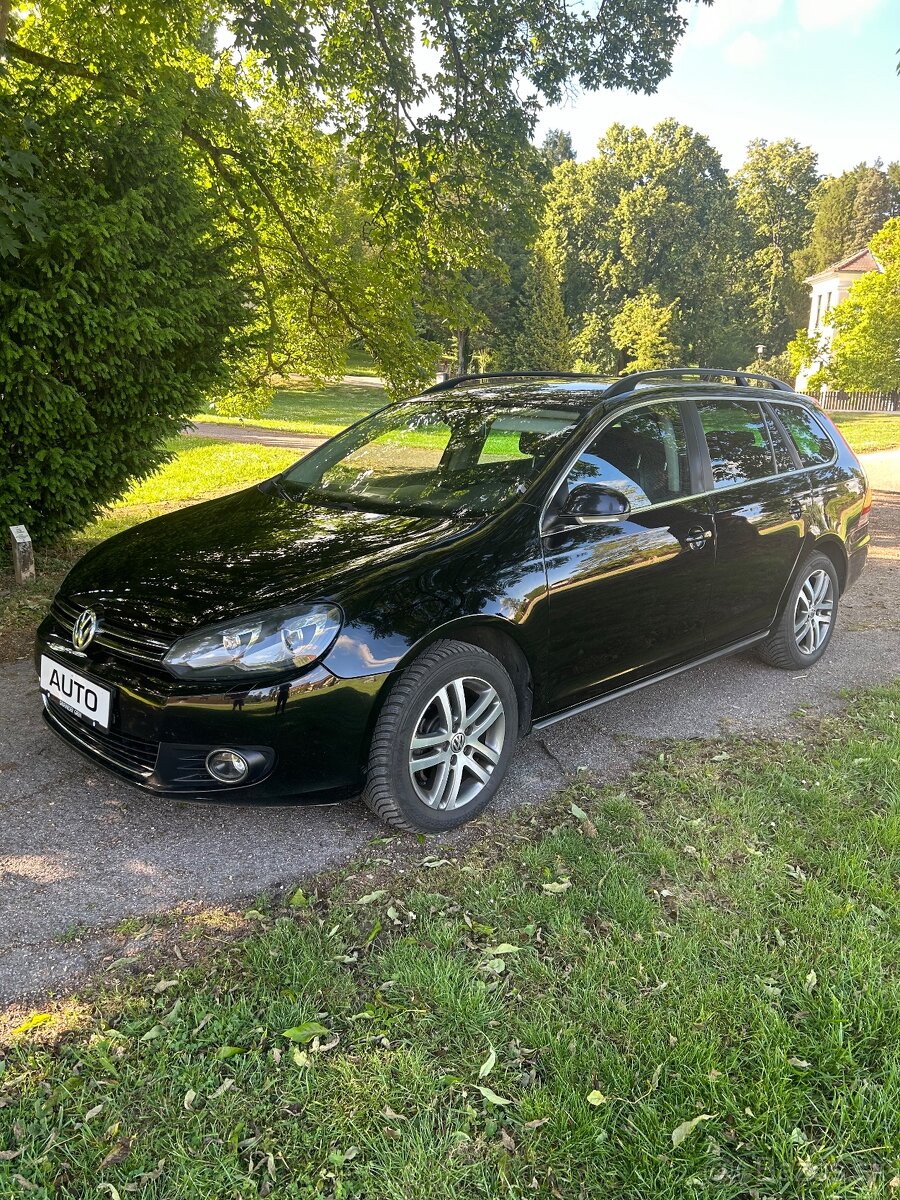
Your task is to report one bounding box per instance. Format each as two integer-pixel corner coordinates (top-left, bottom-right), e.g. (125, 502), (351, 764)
(416, 369), (806, 418)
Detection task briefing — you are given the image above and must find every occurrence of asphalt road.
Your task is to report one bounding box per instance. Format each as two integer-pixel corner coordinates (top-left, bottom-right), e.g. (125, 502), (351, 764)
(1, 491), (898, 1007)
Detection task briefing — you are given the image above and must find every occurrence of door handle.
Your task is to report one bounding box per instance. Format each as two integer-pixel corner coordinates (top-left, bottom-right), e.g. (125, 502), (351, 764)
(685, 526), (713, 551)
(790, 497), (803, 520)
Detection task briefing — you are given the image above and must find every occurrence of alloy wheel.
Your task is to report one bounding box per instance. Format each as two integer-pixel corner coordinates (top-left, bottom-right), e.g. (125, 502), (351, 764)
(794, 568), (834, 655)
(408, 676), (507, 811)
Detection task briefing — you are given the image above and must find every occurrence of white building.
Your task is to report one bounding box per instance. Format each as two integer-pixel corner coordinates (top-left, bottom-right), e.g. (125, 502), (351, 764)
(795, 247), (881, 392)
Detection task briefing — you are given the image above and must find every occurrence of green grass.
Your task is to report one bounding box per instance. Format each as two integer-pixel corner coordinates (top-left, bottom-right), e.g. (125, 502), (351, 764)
(831, 413), (900, 455)
(346, 347), (382, 377)
(3, 684), (899, 1197)
(193, 382), (386, 439)
(0, 437), (298, 661)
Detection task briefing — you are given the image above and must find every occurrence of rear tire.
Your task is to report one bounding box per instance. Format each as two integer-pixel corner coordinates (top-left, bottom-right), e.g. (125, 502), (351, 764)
(756, 551), (839, 670)
(363, 639), (518, 833)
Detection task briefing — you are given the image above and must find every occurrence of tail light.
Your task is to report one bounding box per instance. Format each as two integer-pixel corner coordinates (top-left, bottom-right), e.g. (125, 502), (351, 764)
(859, 485), (872, 526)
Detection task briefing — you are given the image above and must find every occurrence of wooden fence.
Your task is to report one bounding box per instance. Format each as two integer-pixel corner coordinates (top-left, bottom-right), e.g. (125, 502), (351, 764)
(810, 390), (900, 413)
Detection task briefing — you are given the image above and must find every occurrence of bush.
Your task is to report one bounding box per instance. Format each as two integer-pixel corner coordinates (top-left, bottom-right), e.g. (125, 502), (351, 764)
(0, 88), (247, 544)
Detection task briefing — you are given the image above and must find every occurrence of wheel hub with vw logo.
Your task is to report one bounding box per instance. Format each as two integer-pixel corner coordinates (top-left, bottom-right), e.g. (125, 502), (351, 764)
(72, 608), (99, 651)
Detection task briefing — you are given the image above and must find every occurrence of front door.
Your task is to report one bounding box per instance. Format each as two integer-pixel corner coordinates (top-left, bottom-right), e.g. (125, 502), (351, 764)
(543, 400), (715, 714)
(695, 395), (808, 646)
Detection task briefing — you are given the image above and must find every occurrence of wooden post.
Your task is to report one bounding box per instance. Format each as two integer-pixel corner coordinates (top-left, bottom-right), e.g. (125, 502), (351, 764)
(8, 525), (35, 585)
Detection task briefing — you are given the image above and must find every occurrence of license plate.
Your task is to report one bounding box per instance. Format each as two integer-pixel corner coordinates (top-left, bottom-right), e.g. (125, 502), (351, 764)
(40, 656), (112, 729)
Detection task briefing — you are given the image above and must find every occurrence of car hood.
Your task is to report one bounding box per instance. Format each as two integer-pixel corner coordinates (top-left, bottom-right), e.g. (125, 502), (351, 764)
(59, 485), (480, 641)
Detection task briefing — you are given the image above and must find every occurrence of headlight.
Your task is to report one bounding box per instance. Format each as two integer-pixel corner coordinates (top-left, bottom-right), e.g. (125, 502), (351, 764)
(164, 604), (342, 679)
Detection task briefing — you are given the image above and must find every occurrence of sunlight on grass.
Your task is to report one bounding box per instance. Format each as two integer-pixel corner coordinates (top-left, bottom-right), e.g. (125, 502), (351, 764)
(832, 412), (900, 454)
(193, 382), (386, 438)
(119, 437), (298, 505)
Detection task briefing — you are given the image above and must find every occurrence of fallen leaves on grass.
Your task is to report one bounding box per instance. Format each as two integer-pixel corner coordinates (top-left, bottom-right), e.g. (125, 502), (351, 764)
(671, 1114), (715, 1148)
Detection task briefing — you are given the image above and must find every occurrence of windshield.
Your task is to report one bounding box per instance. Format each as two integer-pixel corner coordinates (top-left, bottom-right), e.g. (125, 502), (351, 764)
(282, 397), (587, 516)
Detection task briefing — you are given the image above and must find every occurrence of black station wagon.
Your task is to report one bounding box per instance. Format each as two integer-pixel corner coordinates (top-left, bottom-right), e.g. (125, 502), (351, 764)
(36, 369), (871, 831)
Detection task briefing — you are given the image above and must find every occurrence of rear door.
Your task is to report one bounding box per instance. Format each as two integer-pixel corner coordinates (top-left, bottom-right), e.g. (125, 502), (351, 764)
(543, 399), (715, 713)
(696, 394), (809, 647)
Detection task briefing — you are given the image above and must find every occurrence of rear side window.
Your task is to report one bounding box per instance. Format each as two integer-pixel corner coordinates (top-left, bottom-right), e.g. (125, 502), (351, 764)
(770, 404), (836, 467)
(696, 398), (775, 488)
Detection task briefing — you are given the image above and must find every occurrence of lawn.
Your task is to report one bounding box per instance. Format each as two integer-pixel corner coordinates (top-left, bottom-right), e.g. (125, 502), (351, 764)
(346, 347), (382, 378)
(192, 382), (386, 439)
(831, 412), (900, 454)
(0, 437), (298, 662)
(3, 683), (899, 1197)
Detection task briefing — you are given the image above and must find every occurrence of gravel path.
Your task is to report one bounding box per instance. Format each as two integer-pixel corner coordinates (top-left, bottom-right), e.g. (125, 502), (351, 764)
(183, 422), (326, 451)
(1, 491), (897, 1007)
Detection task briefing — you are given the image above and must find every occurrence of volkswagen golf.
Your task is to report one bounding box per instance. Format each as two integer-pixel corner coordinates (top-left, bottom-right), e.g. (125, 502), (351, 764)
(35, 369), (871, 831)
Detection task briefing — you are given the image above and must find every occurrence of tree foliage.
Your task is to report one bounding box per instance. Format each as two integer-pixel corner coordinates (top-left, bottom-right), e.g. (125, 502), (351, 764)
(610, 289), (679, 372)
(494, 246), (572, 372)
(794, 162), (900, 278)
(734, 138), (818, 349)
(541, 129), (577, 170)
(0, 88), (246, 543)
(544, 120), (744, 371)
(826, 218), (900, 392)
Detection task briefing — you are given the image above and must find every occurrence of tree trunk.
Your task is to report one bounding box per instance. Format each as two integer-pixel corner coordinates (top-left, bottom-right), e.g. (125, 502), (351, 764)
(456, 327), (469, 376)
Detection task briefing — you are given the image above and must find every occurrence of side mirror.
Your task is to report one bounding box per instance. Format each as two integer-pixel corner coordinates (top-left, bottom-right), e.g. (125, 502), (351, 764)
(563, 483), (631, 525)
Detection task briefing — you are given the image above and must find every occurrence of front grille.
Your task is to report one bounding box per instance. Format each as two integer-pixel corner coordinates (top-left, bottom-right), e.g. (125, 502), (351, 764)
(52, 596), (171, 668)
(44, 697), (159, 778)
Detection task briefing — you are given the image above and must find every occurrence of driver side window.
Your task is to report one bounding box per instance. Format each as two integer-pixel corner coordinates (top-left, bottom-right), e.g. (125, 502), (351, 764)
(567, 403), (693, 511)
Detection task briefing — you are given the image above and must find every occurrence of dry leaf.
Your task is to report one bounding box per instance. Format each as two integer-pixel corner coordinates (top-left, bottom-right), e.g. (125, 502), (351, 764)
(671, 1114), (714, 1148)
(100, 1137), (134, 1169)
(479, 1047), (497, 1079)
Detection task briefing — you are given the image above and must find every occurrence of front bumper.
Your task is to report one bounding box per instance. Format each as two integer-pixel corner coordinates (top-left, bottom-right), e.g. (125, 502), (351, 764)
(35, 615), (388, 803)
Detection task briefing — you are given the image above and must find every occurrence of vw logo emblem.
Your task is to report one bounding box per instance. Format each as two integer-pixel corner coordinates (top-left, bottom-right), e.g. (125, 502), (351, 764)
(72, 608), (99, 651)
(450, 731), (466, 753)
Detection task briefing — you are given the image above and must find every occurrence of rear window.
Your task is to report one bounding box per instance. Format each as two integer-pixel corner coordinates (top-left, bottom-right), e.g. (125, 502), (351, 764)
(771, 404), (836, 467)
(696, 398), (775, 488)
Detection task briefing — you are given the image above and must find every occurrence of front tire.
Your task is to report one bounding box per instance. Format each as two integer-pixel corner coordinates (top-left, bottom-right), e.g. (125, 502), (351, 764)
(363, 639), (518, 833)
(757, 551), (839, 670)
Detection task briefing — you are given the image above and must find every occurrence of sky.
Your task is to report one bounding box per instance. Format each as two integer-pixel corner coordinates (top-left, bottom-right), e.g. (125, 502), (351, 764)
(535, 0), (900, 175)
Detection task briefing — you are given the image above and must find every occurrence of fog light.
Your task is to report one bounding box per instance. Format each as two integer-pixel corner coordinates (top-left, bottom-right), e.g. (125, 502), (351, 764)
(206, 748), (250, 784)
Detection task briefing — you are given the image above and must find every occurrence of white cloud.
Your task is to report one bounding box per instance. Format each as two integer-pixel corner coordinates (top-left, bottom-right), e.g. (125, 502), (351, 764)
(691, 0), (784, 45)
(795, 0), (883, 29)
(724, 31), (769, 66)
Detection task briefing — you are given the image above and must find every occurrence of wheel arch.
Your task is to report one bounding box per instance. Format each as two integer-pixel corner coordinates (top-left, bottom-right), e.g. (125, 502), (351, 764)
(812, 534), (848, 594)
(368, 617), (536, 744)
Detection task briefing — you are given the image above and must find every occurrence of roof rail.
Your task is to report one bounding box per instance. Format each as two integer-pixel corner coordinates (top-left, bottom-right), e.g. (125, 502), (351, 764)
(421, 371), (607, 395)
(602, 367), (794, 401)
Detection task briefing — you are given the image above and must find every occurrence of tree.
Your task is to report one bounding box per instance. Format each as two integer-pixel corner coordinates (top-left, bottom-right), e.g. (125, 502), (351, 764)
(543, 120), (743, 371)
(496, 245), (572, 371)
(541, 129), (576, 170)
(610, 289), (679, 371)
(850, 166), (899, 249)
(826, 218), (900, 392)
(0, 90), (247, 543)
(734, 138), (819, 352)
(795, 163), (900, 277)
